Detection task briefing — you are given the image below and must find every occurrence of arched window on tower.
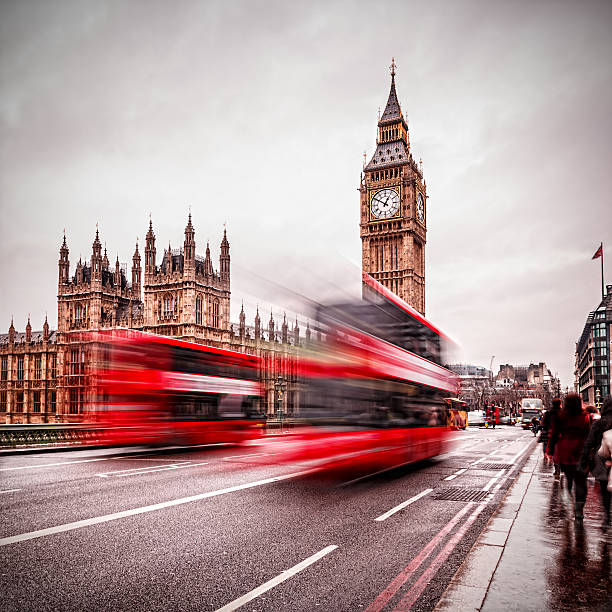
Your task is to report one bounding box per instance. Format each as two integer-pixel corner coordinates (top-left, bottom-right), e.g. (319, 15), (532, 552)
(212, 299), (219, 328)
(196, 295), (203, 325)
(75, 303), (84, 325)
(163, 294), (174, 318)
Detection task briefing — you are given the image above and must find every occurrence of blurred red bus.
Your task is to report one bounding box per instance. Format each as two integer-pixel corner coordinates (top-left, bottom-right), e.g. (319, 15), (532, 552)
(268, 274), (459, 472)
(92, 330), (265, 446)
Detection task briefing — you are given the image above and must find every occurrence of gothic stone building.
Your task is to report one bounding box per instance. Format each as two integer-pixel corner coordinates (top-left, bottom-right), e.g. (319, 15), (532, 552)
(1, 215), (301, 423)
(1, 62), (422, 424)
(360, 60), (427, 315)
(0, 319), (57, 419)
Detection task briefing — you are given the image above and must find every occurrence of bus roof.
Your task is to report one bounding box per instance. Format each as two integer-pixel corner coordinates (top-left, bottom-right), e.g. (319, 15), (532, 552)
(92, 328), (260, 365)
(362, 272), (452, 342)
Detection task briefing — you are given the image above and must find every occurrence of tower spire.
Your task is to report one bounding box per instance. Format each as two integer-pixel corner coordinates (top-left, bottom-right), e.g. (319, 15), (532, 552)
(380, 59), (403, 124)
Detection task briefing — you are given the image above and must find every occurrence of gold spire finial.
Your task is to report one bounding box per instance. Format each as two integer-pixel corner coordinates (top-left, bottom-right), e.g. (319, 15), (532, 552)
(390, 57), (396, 78)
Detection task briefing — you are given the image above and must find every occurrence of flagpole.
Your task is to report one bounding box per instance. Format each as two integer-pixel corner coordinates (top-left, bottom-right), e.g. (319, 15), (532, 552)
(601, 242), (605, 301)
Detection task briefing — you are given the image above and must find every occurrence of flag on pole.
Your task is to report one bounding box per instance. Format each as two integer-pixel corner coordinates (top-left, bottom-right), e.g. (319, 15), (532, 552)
(592, 244), (603, 260)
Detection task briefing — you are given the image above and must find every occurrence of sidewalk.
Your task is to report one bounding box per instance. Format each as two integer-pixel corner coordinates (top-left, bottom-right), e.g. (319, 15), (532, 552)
(436, 446), (611, 612)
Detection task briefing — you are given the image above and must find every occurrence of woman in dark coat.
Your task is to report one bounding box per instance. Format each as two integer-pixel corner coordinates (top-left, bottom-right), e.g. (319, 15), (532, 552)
(547, 393), (591, 523)
(579, 396), (612, 528)
(540, 397), (561, 475)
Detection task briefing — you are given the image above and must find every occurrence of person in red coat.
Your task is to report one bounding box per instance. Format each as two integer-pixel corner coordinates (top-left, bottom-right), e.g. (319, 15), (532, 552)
(547, 393), (592, 523)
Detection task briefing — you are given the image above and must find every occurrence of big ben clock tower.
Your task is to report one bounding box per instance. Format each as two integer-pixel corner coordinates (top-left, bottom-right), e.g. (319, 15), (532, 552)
(360, 59), (427, 315)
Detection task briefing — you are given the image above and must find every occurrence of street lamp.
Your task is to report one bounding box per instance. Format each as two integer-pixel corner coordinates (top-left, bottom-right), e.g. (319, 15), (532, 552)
(274, 375), (286, 429)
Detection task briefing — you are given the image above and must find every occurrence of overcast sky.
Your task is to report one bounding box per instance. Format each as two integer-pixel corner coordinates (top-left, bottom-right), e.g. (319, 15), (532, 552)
(1, 0), (611, 387)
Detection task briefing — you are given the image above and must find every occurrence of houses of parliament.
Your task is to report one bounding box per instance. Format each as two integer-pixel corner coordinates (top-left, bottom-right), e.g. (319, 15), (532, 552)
(0, 62), (427, 423)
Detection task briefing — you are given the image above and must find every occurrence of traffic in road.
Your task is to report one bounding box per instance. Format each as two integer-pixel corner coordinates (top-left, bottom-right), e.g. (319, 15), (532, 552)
(1, 426), (535, 611)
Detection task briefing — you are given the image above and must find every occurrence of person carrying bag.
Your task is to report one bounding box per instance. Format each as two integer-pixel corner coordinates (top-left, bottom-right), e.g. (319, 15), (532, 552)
(580, 396), (612, 529)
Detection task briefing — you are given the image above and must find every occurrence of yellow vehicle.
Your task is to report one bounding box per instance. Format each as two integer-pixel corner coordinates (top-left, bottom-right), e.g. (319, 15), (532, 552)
(445, 398), (468, 430)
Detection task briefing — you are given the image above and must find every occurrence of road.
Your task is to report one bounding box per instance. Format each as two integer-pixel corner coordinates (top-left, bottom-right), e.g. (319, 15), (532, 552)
(1, 426), (536, 611)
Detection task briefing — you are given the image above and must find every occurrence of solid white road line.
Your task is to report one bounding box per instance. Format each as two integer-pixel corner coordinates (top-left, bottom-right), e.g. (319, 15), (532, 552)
(0, 489), (22, 494)
(375, 489), (433, 522)
(0, 469), (311, 547)
(482, 469), (506, 491)
(444, 468), (467, 481)
(110, 463), (209, 477)
(96, 462), (198, 477)
(0, 457), (125, 472)
(222, 453), (271, 461)
(214, 545), (338, 612)
(509, 442), (533, 465)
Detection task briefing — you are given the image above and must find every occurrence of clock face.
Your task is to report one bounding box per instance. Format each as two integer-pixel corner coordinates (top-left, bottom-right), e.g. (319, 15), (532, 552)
(371, 188), (400, 219)
(416, 192), (425, 222)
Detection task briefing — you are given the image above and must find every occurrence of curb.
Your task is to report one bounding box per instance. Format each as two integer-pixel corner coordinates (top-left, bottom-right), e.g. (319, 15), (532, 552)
(435, 443), (539, 611)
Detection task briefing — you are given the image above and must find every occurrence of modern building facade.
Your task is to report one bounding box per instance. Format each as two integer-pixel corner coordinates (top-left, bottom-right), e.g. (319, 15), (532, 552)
(575, 284), (612, 405)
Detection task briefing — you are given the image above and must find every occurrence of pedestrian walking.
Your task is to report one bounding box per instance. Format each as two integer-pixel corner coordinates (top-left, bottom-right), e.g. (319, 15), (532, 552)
(547, 393), (591, 524)
(579, 396), (612, 529)
(585, 404), (601, 421)
(541, 398), (561, 476)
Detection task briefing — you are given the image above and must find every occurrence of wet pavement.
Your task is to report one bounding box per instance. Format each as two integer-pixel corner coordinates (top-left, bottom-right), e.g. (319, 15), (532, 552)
(437, 447), (612, 611)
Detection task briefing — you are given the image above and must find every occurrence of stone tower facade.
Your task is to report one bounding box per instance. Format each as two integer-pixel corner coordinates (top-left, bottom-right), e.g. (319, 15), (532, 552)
(360, 60), (427, 314)
(57, 230), (142, 333)
(141, 216), (230, 342)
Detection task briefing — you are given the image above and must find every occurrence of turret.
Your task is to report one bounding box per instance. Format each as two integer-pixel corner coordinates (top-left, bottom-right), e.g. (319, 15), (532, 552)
(131, 241), (141, 300)
(293, 317), (300, 345)
(144, 219), (156, 281)
(43, 315), (49, 342)
(76, 258), (83, 284)
(268, 311), (275, 342)
(184, 213), (195, 280)
(281, 313), (288, 344)
(102, 247), (110, 270)
(204, 242), (213, 276)
(239, 302), (246, 339)
(91, 228), (102, 283)
(165, 242), (172, 275)
(8, 318), (15, 345)
(220, 228), (230, 283)
(114, 255), (121, 291)
(254, 307), (261, 340)
(305, 321), (311, 343)
(58, 233), (70, 287)
(25, 316), (31, 344)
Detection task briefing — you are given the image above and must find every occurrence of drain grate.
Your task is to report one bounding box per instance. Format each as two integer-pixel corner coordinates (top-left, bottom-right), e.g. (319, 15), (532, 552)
(477, 463), (514, 470)
(433, 487), (490, 502)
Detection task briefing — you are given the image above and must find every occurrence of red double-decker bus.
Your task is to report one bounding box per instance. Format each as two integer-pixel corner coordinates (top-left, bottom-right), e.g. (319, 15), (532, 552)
(262, 274), (460, 472)
(92, 330), (265, 447)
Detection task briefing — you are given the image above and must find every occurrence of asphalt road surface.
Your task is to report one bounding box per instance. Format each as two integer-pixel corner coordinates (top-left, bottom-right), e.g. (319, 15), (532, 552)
(1, 426), (536, 611)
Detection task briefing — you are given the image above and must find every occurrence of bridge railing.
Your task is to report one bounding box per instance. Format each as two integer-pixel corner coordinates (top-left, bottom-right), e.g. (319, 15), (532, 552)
(0, 424), (102, 448)
(0, 420), (300, 449)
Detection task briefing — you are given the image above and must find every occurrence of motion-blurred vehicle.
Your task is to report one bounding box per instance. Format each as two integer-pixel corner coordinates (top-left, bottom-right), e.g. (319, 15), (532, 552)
(485, 404), (500, 426)
(518, 398), (543, 429)
(445, 398), (468, 430)
(467, 410), (485, 427)
(91, 330), (265, 446)
(278, 273), (459, 472)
